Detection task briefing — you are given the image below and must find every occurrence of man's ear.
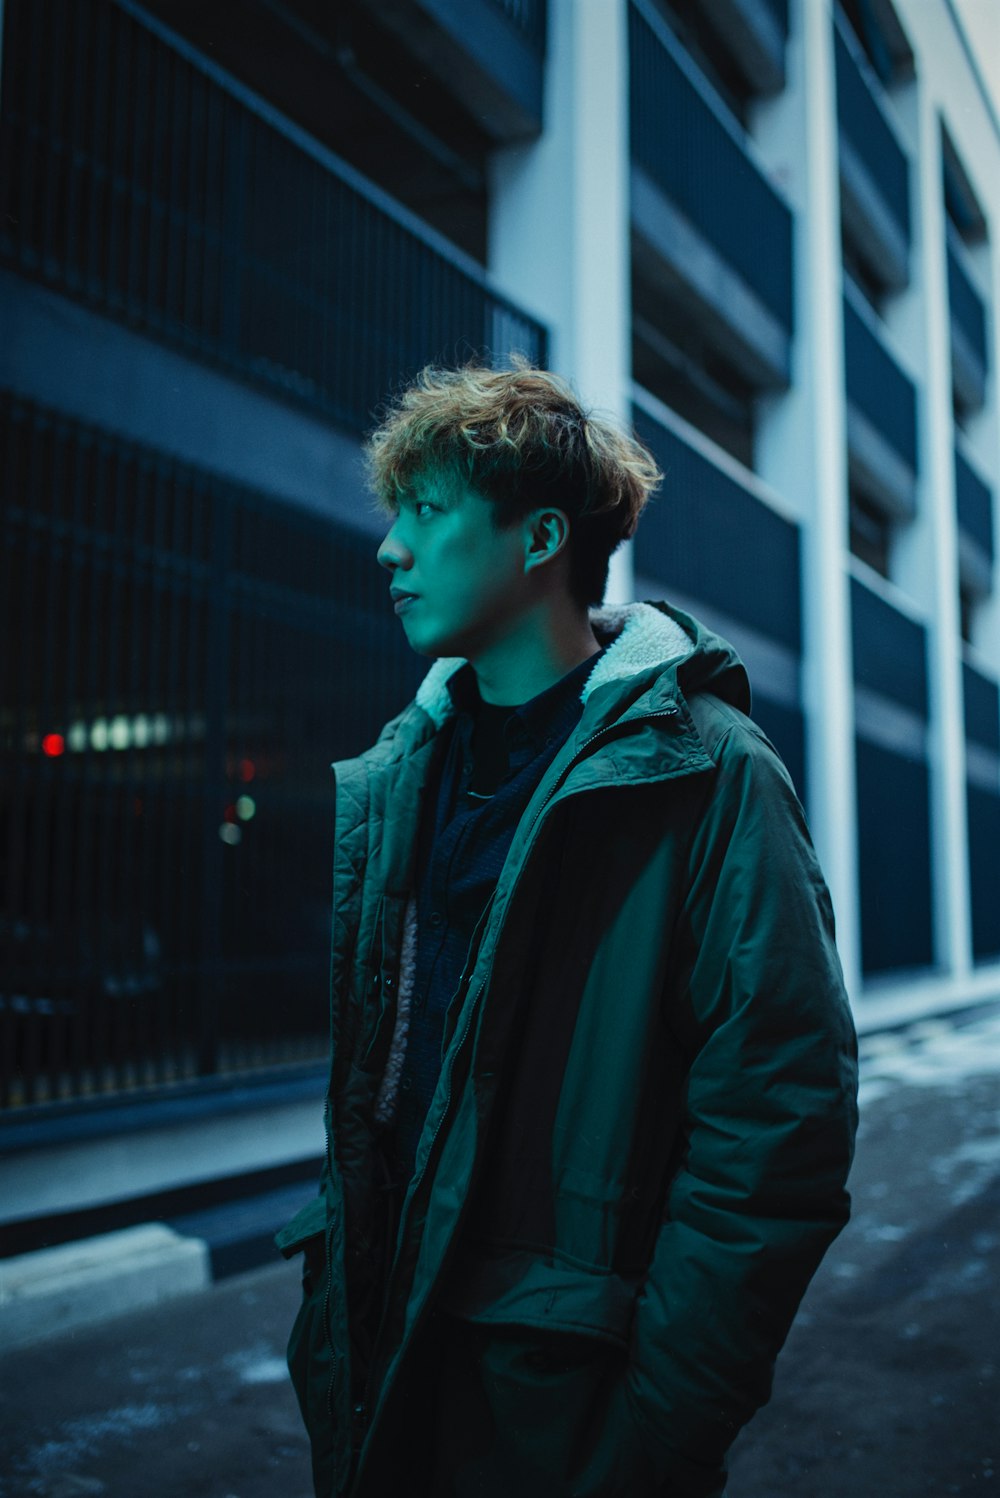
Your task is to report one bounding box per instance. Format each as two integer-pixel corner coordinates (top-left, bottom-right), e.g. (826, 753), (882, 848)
(523, 508), (570, 574)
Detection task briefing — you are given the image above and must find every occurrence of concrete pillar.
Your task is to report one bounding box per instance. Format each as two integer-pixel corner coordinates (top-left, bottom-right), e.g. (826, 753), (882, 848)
(488, 0), (633, 604)
(891, 86), (973, 980)
(753, 0), (862, 1000)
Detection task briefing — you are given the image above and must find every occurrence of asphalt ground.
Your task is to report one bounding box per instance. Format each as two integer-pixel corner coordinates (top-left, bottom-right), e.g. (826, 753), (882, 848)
(1, 1006), (998, 1498)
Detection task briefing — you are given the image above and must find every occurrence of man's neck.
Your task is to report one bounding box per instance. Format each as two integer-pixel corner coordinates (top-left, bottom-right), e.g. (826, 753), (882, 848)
(470, 604), (601, 706)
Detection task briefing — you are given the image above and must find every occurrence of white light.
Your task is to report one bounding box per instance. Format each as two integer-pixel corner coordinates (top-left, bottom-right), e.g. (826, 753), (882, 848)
(109, 716), (131, 750)
(132, 716), (150, 748)
(67, 722), (88, 752)
(219, 823), (242, 846)
(91, 720), (109, 751)
(152, 715), (170, 745)
(235, 795), (256, 821)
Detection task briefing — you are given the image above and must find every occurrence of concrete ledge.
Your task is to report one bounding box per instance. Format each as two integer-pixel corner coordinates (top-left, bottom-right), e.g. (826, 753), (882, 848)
(0, 1224), (211, 1353)
(0, 1097), (325, 1225)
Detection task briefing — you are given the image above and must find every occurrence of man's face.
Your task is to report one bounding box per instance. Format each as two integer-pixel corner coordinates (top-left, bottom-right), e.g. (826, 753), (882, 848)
(376, 468), (533, 660)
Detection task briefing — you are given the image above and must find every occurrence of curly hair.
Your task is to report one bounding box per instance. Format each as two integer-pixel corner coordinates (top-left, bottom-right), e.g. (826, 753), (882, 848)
(364, 359), (662, 607)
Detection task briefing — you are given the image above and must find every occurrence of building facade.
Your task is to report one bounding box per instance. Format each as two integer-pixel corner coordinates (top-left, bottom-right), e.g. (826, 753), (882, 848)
(1, 0), (998, 1119)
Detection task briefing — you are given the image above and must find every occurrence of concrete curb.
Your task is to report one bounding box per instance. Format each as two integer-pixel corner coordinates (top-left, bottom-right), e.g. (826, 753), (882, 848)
(0, 1223), (211, 1354)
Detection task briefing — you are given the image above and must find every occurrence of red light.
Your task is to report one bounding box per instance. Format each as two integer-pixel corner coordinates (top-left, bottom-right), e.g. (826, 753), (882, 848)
(42, 733), (65, 757)
(238, 758), (256, 783)
(224, 804), (238, 823)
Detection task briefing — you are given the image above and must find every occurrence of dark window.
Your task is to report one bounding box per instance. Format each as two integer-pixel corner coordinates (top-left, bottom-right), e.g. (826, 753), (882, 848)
(856, 737), (934, 975)
(959, 585), (976, 646)
(849, 488), (892, 578)
(942, 127), (987, 246)
(839, 0), (914, 88)
(632, 318), (756, 469)
(647, 0), (756, 123)
(968, 782), (1000, 961)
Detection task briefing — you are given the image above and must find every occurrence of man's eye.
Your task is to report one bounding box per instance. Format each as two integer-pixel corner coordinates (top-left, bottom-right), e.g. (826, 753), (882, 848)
(415, 501), (437, 518)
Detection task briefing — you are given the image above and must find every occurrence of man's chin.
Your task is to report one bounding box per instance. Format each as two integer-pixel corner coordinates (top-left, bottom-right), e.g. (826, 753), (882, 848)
(400, 622), (459, 660)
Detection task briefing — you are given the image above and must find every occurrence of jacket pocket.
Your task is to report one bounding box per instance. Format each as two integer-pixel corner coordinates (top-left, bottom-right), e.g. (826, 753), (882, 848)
(438, 1244), (639, 1350)
(433, 1314), (657, 1498)
(274, 1194), (328, 1260)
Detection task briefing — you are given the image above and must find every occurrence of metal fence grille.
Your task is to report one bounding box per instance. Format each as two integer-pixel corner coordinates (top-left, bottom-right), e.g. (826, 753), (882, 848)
(833, 17), (911, 243)
(963, 660), (1000, 754)
(489, 0), (547, 50)
(856, 737), (933, 975)
(629, 0), (794, 334)
(968, 781), (1000, 961)
(0, 0), (546, 434)
(843, 296), (918, 475)
(850, 576), (928, 718)
(955, 446), (995, 562)
(0, 394), (424, 1108)
(632, 406), (802, 652)
(947, 240), (989, 374)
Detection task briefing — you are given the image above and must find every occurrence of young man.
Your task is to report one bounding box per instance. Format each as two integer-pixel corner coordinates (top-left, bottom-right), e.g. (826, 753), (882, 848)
(278, 363), (859, 1498)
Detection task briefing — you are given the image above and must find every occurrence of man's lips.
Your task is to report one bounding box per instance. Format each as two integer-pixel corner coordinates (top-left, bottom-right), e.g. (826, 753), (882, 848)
(391, 589), (419, 615)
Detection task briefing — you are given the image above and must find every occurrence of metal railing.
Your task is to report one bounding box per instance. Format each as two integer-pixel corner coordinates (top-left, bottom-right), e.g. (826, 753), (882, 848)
(0, 393), (425, 1109)
(761, 0), (789, 34)
(955, 446), (995, 562)
(850, 575), (928, 718)
(947, 238), (989, 375)
(632, 403), (801, 650)
(968, 781), (1000, 961)
(630, 398), (805, 795)
(856, 736), (933, 975)
(843, 295), (918, 474)
(963, 660), (1000, 753)
(628, 0), (794, 333)
(489, 0), (547, 50)
(834, 13), (910, 244)
(0, 0), (546, 436)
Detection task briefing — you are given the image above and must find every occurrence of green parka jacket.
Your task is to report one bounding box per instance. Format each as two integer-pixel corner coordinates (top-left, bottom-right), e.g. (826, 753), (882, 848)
(277, 601), (859, 1498)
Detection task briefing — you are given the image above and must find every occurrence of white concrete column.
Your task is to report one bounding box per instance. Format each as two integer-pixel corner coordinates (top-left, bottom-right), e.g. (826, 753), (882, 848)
(488, 0), (633, 604)
(752, 0), (861, 1000)
(891, 86), (973, 979)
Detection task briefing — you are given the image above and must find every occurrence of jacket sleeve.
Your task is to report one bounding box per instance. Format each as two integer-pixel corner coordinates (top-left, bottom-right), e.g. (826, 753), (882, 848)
(624, 720), (859, 1491)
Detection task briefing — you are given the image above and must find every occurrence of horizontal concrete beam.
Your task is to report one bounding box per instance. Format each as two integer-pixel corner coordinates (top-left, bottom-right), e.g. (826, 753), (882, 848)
(0, 1224), (210, 1352)
(0, 1099), (325, 1227)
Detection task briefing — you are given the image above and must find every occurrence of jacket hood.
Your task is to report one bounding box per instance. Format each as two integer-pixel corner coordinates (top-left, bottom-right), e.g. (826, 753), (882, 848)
(413, 600), (751, 730)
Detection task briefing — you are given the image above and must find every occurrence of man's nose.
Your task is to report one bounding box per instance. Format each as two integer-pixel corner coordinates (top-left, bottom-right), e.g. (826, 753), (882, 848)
(376, 523), (412, 573)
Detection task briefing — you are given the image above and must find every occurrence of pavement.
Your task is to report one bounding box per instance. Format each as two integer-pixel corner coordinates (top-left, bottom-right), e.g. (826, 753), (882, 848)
(1, 1004), (998, 1498)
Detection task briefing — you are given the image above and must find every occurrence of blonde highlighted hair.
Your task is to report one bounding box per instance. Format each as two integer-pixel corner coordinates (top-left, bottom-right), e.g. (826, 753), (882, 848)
(365, 359), (662, 607)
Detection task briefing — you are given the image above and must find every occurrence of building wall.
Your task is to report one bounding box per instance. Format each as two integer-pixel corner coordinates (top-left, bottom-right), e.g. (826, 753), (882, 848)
(1, 0), (999, 1113)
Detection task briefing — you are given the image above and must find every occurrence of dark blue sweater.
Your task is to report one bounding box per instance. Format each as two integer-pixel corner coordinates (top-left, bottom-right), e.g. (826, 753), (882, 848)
(390, 650), (602, 1186)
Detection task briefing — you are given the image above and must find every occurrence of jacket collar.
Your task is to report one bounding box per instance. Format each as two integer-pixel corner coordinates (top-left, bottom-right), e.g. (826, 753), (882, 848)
(414, 602), (696, 730)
